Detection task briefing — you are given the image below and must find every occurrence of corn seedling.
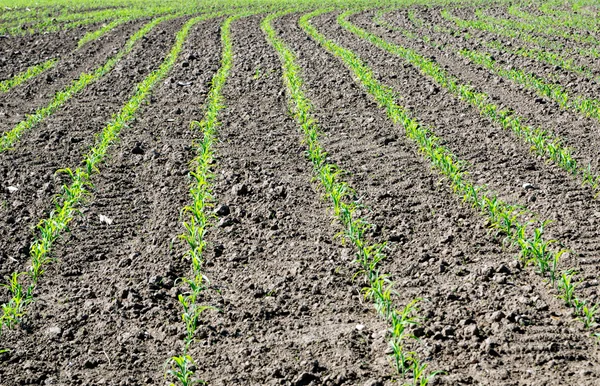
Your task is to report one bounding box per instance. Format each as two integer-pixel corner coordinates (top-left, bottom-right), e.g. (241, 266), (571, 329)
(263, 10), (435, 385)
(0, 13), (213, 333)
(338, 11), (600, 197)
(558, 271), (577, 307)
(0, 15), (176, 153)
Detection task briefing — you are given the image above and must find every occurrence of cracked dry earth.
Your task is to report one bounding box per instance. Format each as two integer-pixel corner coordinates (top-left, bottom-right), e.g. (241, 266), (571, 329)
(2, 4), (600, 386)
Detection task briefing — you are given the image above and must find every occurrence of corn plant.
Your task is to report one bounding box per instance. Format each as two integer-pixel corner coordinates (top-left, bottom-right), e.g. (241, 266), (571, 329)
(558, 271), (577, 307)
(579, 303), (598, 329)
(263, 9), (437, 385)
(301, 8), (600, 337)
(0, 12), (213, 333)
(339, 10), (600, 197)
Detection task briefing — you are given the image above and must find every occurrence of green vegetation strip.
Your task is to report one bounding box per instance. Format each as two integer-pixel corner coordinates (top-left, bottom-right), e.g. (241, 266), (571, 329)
(481, 39), (599, 83)
(459, 49), (600, 132)
(0, 15), (174, 153)
(77, 17), (129, 47)
(301, 9), (599, 338)
(0, 5), (171, 36)
(0, 17), (134, 95)
(509, 4), (599, 33)
(441, 9), (600, 59)
(342, 11), (600, 193)
(165, 13), (239, 386)
(0, 14), (211, 333)
(474, 8), (600, 46)
(264, 10), (438, 384)
(0, 58), (58, 93)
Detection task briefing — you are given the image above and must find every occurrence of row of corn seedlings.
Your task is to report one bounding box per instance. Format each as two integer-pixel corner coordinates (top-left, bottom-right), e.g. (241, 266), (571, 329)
(0, 15), (176, 153)
(165, 12), (241, 386)
(441, 9), (600, 59)
(341, 10), (600, 194)
(459, 48), (600, 127)
(264, 10), (439, 385)
(0, 58), (58, 93)
(0, 13), (213, 333)
(0, 5), (172, 36)
(373, 9), (455, 50)
(538, 1), (600, 30)
(474, 7), (600, 46)
(508, 4), (600, 33)
(76, 17), (132, 48)
(300, 8), (600, 335)
(482, 39), (599, 83)
(396, 8), (600, 84)
(0, 16), (146, 95)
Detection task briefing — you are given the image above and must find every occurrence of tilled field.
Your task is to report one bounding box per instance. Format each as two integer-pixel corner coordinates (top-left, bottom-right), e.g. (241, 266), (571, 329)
(1, 3), (600, 386)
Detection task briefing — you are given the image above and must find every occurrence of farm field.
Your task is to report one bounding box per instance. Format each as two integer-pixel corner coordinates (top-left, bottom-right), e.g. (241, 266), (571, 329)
(1, 0), (600, 385)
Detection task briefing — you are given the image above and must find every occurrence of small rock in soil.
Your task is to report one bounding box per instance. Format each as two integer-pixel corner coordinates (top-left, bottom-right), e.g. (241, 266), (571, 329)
(132, 142), (144, 155)
(232, 183), (249, 196)
(293, 372), (319, 386)
(522, 182), (536, 190)
(44, 326), (62, 339)
(215, 204), (230, 216)
(213, 243), (224, 257)
(98, 214), (113, 225)
(7, 186), (18, 194)
(464, 324), (479, 338)
(490, 311), (505, 322)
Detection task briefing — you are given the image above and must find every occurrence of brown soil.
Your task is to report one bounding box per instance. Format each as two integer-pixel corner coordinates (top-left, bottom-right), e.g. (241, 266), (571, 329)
(0, 17), (188, 290)
(2, 6), (600, 386)
(0, 25), (98, 80)
(0, 19), (148, 133)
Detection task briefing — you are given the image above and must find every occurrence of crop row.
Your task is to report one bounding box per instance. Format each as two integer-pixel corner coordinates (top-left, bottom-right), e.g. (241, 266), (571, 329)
(0, 5), (175, 36)
(0, 11), (217, 332)
(474, 8), (600, 46)
(402, 8), (600, 84)
(364, 10), (600, 194)
(509, 3), (600, 33)
(0, 15), (177, 153)
(165, 11), (248, 385)
(302, 6), (600, 335)
(441, 9), (600, 59)
(265, 9), (437, 385)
